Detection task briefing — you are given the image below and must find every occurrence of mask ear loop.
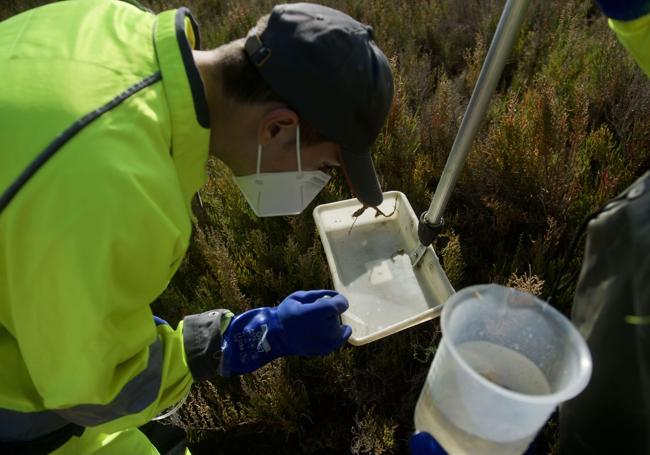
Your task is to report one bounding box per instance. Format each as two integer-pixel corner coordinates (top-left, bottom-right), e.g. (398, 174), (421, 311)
(256, 143), (263, 180)
(296, 123), (304, 205)
(296, 124), (302, 176)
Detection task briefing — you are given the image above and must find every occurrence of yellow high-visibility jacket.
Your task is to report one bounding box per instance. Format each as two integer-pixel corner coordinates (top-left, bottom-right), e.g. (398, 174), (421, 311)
(0, 0), (228, 450)
(610, 11), (650, 77)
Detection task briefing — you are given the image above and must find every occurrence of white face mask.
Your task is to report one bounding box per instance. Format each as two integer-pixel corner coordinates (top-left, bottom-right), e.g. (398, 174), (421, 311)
(233, 125), (332, 217)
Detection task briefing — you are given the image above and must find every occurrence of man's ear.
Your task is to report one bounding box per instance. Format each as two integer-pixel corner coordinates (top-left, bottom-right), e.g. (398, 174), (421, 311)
(258, 108), (299, 146)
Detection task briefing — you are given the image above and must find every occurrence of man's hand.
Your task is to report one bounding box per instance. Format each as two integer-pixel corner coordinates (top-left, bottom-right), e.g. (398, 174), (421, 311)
(218, 290), (352, 376)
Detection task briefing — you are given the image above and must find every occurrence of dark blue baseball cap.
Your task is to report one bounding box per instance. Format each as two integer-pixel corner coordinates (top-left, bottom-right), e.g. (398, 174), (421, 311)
(244, 3), (394, 207)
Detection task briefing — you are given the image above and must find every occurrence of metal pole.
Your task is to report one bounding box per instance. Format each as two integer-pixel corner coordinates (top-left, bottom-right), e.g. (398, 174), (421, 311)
(424, 0), (530, 226)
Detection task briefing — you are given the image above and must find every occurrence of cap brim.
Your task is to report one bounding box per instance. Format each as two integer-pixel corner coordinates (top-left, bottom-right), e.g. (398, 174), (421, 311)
(340, 148), (383, 207)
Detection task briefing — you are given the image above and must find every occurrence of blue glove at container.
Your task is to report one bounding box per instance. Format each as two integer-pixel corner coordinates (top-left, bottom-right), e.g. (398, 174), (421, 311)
(218, 290), (352, 376)
(409, 432), (447, 455)
(408, 431), (537, 454)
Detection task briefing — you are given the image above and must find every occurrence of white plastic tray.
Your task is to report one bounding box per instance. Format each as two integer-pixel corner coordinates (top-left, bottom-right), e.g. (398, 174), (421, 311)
(313, 191), (455, 345)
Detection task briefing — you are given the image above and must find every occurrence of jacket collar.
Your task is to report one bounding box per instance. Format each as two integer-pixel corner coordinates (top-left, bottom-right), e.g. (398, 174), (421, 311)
(153, 8), (211, 212)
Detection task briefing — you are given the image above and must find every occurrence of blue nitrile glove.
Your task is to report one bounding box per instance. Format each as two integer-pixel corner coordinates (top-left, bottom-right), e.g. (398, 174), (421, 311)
(595, 0), (650, 21)
(409, 431), (538, 454)
(409, 432), (447, 455)
(218, 290), (352, 377)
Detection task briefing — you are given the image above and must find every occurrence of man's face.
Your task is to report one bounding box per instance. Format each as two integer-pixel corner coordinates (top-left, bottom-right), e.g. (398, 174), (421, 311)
(258, 137), (341, 175)
(228, 118), (342, 177)
(229, 130), (343, 217)
(210, 103), (342, 179)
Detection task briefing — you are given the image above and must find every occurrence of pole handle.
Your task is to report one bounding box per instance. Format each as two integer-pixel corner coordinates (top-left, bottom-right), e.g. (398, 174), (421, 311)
(423, 0), (531, 226)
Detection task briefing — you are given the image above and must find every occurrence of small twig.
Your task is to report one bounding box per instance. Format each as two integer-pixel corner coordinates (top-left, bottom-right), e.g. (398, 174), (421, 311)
(352, 204), (370, 218)
(347, 207), (365, 235)
(373, 197), (398, 218)
(347, 197), (399, 236)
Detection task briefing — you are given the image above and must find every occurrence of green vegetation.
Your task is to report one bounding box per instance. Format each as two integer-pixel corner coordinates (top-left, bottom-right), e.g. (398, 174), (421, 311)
(4, 1), (649, 453)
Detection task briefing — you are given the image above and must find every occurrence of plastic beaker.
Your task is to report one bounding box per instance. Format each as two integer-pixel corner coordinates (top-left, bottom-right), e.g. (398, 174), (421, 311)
(414, 284), (592, 454)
